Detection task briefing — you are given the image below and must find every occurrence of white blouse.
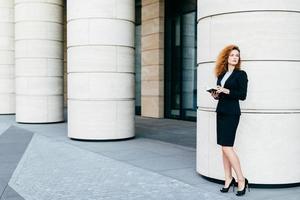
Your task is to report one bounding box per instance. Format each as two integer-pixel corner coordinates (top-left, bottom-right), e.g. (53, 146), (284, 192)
(220, 71), (233, 87)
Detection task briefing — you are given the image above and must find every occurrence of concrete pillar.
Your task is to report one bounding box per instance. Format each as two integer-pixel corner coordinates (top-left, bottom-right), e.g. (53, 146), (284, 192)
(15, 0), (64, 123)
(67, 0), (135, 140)
(141, 0), (164, 118)
(0, 0), (14, 114)
(197, 0), (300, 184)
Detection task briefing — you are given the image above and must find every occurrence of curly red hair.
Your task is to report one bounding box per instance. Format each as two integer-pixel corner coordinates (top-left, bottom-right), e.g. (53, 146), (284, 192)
(215, 45), (241, 77)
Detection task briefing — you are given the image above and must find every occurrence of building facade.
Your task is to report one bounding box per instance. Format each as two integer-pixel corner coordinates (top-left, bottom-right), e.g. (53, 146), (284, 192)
(0, 0), (299, 185)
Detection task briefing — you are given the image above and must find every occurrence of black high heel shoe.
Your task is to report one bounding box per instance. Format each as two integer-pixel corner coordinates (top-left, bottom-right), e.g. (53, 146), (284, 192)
(220, 177), (236, 193)
(236, 178), (250, 196)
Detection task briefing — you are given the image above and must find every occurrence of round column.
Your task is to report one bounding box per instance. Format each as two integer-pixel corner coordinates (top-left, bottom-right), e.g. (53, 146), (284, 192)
(15, 0), (64, 123)
(67, 0), (135, 140)
(0, 0), (14, 114)
(197, 0), (300, 184)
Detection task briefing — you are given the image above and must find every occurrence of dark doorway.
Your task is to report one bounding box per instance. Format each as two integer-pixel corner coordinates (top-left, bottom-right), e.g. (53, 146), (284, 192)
(165, 0), (197, 121)
(135, 0), (142, 115)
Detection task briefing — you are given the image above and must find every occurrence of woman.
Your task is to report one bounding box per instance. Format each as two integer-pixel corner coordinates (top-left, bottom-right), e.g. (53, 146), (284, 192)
(211, 45), (249, 196)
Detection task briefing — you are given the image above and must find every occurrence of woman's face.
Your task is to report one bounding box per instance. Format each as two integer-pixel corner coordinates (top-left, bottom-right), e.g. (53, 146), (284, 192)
(228, 49), (240, 66)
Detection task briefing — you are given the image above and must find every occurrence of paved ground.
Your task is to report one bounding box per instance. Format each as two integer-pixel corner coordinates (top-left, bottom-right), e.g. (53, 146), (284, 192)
(0, 125), (31, 200)
(0, 114), (299, 200)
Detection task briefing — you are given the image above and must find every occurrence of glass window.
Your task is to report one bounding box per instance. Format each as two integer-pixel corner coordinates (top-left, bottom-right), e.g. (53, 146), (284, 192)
(165, 0), (197, 121)
(135, 0), (141, 115)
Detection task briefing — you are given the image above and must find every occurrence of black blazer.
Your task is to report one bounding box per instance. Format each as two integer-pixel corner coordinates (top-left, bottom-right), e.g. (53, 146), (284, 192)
(216, 69), (248, 115)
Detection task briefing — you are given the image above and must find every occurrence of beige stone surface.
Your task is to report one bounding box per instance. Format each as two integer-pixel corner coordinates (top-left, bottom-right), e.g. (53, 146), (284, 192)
(142, 0), (160, 6)
(141, 80), (163, 96)
(142, 49), (164, 66)
(141, 96), (164, 118)
(141, 0), (164, 118)
(141, 33), (164, 51)
(142, 2), (164, 21)
(142, 17), (164, 36)
(141, 65), (164, 81)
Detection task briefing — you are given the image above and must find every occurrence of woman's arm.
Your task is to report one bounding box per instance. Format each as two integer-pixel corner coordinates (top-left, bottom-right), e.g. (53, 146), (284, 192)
(226, 71), (248, 100)
(217, 71), (248, 100)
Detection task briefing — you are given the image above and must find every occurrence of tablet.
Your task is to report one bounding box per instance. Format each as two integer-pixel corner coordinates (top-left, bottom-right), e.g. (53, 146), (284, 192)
(206, 88), (217, 93)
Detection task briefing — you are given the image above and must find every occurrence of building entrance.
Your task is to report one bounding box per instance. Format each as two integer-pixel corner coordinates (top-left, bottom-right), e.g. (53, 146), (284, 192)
(165, 0), (197, 121)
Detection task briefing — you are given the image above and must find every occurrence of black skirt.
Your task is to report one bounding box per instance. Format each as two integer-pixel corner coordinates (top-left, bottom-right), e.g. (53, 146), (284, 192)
(217, 113), (240, 147)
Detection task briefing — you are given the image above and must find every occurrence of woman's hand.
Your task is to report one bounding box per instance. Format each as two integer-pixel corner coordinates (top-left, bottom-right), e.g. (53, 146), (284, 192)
(211, 91), (219, 99)
(216, 86), (230, 94)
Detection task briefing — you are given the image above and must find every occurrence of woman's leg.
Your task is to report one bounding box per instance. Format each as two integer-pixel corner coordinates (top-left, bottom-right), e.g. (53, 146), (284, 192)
(222, 146), (245, 190)
(222, 150), (233, 187)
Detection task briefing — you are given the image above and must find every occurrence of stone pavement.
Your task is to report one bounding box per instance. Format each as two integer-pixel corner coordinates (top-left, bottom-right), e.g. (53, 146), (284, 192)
(0, 115), (299, 200)
(0, 125), (31, 200)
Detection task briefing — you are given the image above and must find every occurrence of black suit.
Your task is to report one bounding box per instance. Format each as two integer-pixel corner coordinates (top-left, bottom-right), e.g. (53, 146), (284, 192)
(216, 69), (248, 115)
(216, 69), (248, 146)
